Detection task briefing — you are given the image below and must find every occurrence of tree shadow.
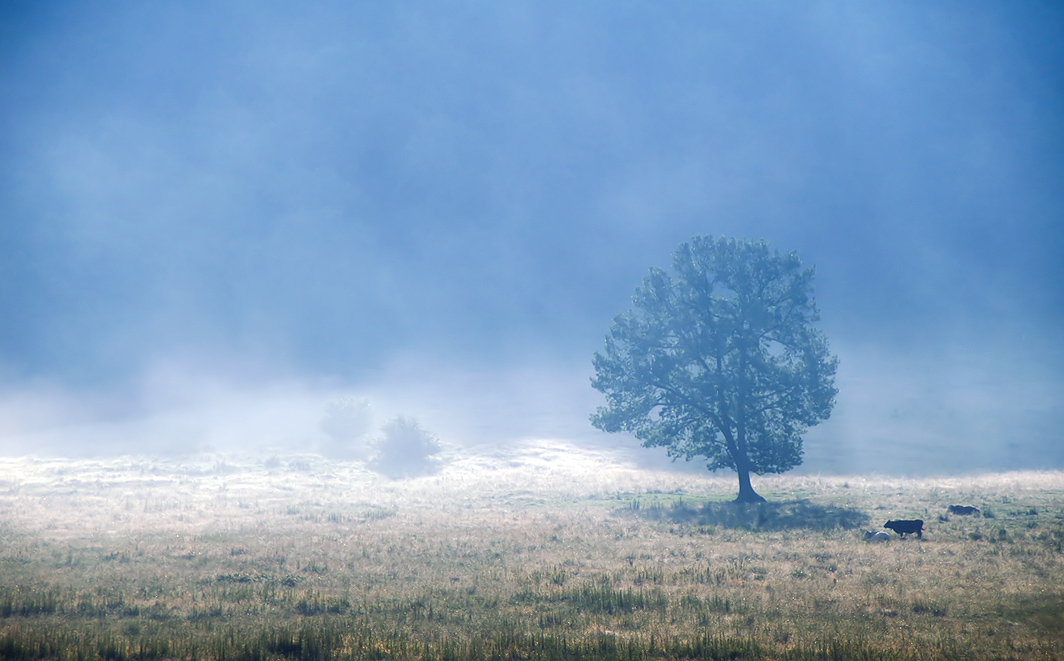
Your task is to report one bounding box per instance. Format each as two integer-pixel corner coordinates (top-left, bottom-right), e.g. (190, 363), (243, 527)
(638, 499), (870, 531)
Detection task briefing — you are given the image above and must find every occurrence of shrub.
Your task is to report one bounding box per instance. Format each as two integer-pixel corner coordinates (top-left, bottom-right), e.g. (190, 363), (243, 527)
(369, 416), (442, 478)
(319, 397), (373, 459)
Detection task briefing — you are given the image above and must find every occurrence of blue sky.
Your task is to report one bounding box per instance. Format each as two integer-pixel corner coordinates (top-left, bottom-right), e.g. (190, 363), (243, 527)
(0, 2), (1061, 471)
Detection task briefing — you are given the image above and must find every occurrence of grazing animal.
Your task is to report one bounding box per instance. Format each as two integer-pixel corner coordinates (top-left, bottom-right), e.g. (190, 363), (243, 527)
(947, 505), (979, 516)
(864, 530), (891, 542)
(884, 519), (924, 538)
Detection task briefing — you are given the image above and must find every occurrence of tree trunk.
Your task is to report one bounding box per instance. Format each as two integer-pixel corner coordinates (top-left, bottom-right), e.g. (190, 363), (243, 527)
(734, 463), (766, 503)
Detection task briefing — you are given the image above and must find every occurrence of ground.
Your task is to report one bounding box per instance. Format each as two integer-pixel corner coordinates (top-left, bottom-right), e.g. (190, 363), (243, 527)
(0, 440), (1062, 660)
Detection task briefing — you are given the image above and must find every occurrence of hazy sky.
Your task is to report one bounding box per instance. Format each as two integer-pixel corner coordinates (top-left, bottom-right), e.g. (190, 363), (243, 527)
(1, 2), (1061, 472)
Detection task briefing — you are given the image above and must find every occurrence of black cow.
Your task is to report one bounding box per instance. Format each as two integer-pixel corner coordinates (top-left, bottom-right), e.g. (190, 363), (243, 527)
(884, 519), (924, 538)
(947, 505), (979, 516)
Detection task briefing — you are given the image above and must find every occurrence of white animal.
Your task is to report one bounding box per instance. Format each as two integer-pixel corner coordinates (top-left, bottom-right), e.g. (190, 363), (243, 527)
(864, 530), (891, 542)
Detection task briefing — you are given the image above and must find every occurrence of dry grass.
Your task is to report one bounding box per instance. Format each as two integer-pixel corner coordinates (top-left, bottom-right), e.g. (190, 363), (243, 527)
(0, 440), (1062, 659)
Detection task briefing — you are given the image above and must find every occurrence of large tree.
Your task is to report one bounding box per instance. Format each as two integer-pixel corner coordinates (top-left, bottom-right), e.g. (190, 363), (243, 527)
(591, 236), (838, 503)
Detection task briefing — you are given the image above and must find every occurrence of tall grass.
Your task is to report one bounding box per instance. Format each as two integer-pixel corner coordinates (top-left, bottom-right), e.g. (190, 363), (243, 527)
(0, 449), (1061, 659)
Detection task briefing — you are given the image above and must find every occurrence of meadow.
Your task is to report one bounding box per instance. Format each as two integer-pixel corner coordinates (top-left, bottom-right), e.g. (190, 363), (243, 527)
(0, 440), (1061, 660)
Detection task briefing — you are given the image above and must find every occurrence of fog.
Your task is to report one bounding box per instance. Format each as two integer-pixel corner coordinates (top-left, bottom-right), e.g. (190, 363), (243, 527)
(1, 2), (1061, 475)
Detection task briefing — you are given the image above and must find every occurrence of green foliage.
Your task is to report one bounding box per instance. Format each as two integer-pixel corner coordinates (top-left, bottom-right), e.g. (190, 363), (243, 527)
(591, 236), (838, 500)
(514, 577), (669, 615)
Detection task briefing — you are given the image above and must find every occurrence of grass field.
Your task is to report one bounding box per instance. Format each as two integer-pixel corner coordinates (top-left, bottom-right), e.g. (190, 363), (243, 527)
(0, 440), (1062, 660)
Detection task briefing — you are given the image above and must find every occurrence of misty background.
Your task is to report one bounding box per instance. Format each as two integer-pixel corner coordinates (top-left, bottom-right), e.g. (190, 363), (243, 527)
(0, 2), (1061, 474)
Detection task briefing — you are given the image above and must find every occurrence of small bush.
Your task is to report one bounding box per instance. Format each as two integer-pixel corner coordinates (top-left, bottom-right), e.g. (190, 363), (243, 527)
(319, 397), (373, 459)
(369, 416), (443, 478)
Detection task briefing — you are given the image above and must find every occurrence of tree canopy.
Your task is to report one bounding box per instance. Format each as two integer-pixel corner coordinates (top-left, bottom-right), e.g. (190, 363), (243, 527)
(591, 236), (838, 502)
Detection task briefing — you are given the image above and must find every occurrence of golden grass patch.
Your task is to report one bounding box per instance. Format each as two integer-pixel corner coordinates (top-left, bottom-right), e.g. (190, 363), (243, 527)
(0, 446), (1061, 659)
